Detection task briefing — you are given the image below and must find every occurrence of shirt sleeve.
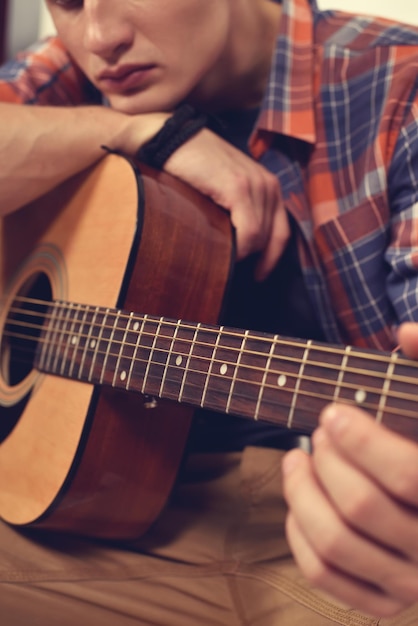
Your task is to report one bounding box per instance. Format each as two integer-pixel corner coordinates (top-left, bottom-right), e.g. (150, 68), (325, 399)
(385, 88), (418, 323)
(0, 37), (100, 105)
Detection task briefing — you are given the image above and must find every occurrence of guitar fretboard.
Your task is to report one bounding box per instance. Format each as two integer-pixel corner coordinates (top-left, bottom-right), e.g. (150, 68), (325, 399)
(29, 300), (418, 440)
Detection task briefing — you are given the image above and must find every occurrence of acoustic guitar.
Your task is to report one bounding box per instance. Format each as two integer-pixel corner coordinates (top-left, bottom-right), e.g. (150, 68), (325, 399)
(1, 154), (418, 540)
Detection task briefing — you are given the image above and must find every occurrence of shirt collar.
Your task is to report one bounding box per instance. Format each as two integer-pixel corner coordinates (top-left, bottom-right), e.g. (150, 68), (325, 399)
(250, 0), (317, 158)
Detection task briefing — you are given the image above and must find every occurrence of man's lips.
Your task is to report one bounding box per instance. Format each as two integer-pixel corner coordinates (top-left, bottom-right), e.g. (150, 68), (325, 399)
(97, 64), (156, 93)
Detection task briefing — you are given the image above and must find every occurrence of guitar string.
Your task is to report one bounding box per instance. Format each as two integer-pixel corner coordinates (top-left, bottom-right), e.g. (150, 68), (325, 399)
(7, 294), (398, 364)
(5, 299), (416, 391)
(6, 296), (410, 371)
(5, 313), (409, 392)
(4, 337), (416, 425)
(4, 321), (418, 419)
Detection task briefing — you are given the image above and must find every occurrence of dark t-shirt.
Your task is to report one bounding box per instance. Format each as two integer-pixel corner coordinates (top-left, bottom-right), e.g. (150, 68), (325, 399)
(188, 108), (325, 452)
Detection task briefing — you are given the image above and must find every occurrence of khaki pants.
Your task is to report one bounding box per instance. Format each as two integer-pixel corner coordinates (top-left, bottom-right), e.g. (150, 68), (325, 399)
(0, 447), (417, 625)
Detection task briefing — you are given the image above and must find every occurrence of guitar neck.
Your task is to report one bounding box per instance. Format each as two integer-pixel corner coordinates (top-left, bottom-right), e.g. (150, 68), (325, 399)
(24, 300), (418, 440)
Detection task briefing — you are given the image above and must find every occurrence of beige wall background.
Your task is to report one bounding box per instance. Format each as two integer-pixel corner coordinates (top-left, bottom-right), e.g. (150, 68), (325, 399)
(4, 0), (418, 60)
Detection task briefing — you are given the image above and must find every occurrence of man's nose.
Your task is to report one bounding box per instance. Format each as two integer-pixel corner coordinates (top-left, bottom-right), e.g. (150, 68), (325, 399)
(82, 2), (134, 60)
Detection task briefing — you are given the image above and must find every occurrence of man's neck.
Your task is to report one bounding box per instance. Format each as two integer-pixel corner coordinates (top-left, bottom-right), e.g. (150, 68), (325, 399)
(188, 0), (282, 113)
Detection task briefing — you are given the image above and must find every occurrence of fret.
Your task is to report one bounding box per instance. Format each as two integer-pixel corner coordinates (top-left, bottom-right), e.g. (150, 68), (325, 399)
(337, 348), (389, 413)
(77, 305), (100, 380)
(111, 312), (134, 388)
(202, 327), (249, 415)
(140, 316), (166, 396)
(199, 326), (225, 411)
(142, 317), (179, 397)
(53, 302), (74, 376)
(226, 330), (276, 419)
(380, 353), (418, 439)
(256, 338), (304, 426)
(289, 341), (345, 431)
(178, 322), (204, 404)
(37, 301), (58, 373)
(254, 335), (278, 421)
(41, 302), (66, 373)
(67, 304), (89, 380)
(333, 345), (351, 402)
(158, 320), (181, 398)
(123, 314), (159, 395)
(376, 351), (397, 423)
(99, 310), (121, 386)
(226, 330), (249, 414)
(126, 316), (147, 391)
(87, 308), (110, 383)
(118, 313), (147, 390)
(36, 304), (53, 371)
(288, 340), (311, 429)
(180, 322), (231, 407)
(56, 303), (74, 377)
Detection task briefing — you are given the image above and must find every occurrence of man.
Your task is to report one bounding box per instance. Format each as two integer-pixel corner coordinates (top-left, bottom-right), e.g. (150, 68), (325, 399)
(0, 0), (418, 623)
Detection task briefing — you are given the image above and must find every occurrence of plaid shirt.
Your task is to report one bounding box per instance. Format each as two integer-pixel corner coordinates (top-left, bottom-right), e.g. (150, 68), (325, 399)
(0, 37), (98, 104)
(251, 0), (418, 350)
(1, 0), (418, 351)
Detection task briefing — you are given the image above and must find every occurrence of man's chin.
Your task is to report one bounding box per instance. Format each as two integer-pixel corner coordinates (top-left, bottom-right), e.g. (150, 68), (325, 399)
(104, 87), (184, 116)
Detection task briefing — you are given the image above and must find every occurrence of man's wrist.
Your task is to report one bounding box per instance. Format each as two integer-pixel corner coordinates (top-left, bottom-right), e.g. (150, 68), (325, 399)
(136, 104), (208, 169)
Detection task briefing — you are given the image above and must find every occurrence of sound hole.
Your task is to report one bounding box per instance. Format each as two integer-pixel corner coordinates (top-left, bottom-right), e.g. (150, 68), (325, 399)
(0, 272), (52, 442)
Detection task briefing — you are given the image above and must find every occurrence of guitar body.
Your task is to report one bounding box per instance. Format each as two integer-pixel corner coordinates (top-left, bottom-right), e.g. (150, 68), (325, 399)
(0, 154), (233, 539)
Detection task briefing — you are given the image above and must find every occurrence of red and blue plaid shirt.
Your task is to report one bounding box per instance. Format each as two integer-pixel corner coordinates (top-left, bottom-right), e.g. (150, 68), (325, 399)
(1, 0), (418, 351)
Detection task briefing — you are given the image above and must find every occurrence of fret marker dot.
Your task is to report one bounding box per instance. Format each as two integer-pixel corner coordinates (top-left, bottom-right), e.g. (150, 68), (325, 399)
(277, 374), (287, 387)
(176, 355), (183, 366)
(133, 322), (140, 331)
(220, 364), (228, 376)
(120, 371), (127, 382)
(90, 339), (96, 349)
(355, 389), (367, 404)
(71, 336), (77, 345)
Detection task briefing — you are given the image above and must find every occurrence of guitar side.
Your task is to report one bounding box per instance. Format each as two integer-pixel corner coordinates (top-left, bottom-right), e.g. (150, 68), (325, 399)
(0, 154), (233, 539)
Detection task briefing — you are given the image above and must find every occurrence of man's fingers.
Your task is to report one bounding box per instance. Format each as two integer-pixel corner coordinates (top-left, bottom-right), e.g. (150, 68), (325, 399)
(285, 511), (405, 618)
(319, 404), (418, 508)
(312, 427), (418, 561)
(397, 322), (418, 359)
(282, 448), (418, 605)
(165, 129), (288, 273)
(255, 198), (290, 280)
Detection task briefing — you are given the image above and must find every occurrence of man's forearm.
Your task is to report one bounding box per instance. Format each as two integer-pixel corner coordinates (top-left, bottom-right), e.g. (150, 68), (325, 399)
(0, 103), (168, 215)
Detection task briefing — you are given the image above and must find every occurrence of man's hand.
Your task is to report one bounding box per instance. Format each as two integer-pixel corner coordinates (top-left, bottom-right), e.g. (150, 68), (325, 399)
(282, 323), (418, 618)
(164, 128), (290, 280)
(111, 111), (289, 278)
